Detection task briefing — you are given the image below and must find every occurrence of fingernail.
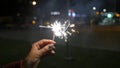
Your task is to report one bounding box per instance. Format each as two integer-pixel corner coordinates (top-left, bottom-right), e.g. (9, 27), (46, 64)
(48, 44), (54, 50)
(51, 50), (55, 54)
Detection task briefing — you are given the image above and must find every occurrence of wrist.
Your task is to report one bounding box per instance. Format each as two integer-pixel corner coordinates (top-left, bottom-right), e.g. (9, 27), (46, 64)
(22, 57), (40, 68)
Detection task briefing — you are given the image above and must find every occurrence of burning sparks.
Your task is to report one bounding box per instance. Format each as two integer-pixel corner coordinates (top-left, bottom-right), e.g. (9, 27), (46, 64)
(39, 20), (74, 42)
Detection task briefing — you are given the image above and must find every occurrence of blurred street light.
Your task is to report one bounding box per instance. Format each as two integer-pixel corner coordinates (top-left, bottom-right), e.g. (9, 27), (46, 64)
(51, 11), (60, 15)
(93, 6), (96, 10)
(32, 20), (36, 25)
(68, 9), (76, 18)
(96, 11), (100, 15)
(107, 13), (113, 18)
(103, 9), (106, 12)
(32, 1), (37, 6)
(115, 13), (120, 17)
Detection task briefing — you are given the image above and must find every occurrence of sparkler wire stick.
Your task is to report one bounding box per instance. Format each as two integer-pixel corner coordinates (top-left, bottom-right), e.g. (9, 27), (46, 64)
(39, 25), (55, 40)
(52, 34), (55, 40)
(39, 25), (56, 40)
(39, 25), (52, 29)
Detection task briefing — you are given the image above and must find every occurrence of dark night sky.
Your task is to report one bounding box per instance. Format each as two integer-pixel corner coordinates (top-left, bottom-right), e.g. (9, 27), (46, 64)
(0, 0), (120, 16)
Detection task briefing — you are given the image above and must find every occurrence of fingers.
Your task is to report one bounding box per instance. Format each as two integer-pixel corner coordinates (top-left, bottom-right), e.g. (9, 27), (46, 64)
(50, 50), (55, 54)
(24, 39), (56, 68)
(33, 39), (56, 49)
(38, 39), (56, 45)
(48, 45), (56, 54)
(32, 39), (56, 58)
(39, 44), (55, 55)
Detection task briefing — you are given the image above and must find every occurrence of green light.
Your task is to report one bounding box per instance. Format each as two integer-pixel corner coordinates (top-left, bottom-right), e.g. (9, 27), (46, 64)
(107, 13), (113, 18)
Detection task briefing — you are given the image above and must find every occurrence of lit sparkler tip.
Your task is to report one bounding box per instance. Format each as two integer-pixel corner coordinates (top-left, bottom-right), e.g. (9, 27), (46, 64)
(39, 20), (72, 41)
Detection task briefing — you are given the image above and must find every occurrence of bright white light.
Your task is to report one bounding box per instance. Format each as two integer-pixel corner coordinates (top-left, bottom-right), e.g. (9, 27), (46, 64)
(70, 24), (75, 27)
(39, 20), (71, 41)
(93, 7), (96, 10)
(71, 29), (76, 32)
(32, 1), (37, 6)
(107, 13), (113, 18)
(103, 9), (106, 12)
(51, 21), (62, 36)
(51, 21), (70, 40)
(68, 12), (71, 16)
(72, 12), (76, 17)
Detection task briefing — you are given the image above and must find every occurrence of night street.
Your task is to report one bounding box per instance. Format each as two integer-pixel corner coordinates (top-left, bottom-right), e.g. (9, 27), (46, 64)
(0, 0), (120, 68)
(0, 26), (120, 68)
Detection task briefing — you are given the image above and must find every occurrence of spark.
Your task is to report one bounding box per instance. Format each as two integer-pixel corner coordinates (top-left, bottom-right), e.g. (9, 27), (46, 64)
(39, 20), (72, 42)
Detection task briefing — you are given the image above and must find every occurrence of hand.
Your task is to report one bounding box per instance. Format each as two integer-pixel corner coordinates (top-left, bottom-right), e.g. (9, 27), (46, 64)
(23, 39), (56, 68)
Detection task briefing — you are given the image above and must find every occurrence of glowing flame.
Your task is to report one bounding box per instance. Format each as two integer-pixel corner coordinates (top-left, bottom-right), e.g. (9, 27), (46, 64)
(39, 20), (72, 42)
(51, 21), (62, 37)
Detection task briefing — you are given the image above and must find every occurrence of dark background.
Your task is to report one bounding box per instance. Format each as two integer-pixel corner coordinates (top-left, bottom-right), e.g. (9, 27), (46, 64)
(0, 0), (120, 16)
(0, 0), (120, 68)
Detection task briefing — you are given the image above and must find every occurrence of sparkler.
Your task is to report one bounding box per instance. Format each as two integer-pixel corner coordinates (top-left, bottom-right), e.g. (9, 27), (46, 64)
(39, 20), (73, 42)
(39, 20), (77, 60)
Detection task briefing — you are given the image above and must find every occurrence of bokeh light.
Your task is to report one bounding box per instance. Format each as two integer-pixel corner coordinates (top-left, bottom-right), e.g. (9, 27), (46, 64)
(32, 1), (37, 6)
